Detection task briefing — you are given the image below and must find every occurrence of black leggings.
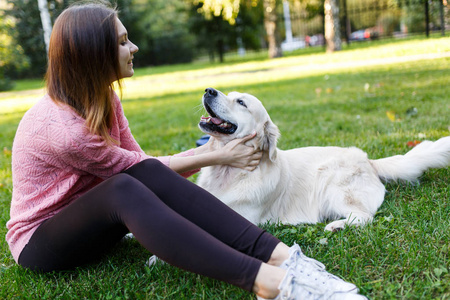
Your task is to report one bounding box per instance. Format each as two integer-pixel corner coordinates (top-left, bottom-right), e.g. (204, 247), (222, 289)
(18, 159), (280, 291)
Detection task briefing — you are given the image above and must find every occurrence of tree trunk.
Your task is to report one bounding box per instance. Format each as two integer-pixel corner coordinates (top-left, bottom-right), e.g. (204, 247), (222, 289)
(324, 0), (341, 53)
(263, 0), (282, 58)
(37, 0), (52, 54)
(217, 38), (225, 63)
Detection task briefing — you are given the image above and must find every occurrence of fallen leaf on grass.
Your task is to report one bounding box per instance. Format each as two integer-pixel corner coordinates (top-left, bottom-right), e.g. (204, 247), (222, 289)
(386, 111), (398, 122)
(3, 147), (11, 156)
(318, 238), (328, 245)
(407, 140), (421, 148)
(374, 82), (383, 88)
(384, 215), (394, 222)
(315, 88), (322, 97)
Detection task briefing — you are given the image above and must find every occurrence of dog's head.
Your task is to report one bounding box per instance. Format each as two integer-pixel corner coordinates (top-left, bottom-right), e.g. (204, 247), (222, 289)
(199, 88), (280, 161)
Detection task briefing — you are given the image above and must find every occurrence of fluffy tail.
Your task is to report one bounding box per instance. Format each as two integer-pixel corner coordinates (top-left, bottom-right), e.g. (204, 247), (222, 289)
(370, 136), (450, 183)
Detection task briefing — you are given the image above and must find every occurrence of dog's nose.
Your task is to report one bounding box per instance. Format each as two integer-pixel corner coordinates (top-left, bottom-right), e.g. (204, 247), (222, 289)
(205, 88), (218, 97)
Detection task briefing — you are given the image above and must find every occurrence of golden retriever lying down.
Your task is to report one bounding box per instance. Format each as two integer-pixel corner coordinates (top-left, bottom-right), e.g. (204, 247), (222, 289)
(197, 88), (450, 231)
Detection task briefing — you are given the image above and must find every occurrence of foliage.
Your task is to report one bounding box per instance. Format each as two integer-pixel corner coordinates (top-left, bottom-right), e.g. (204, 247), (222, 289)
(195, 0), (241, 25)
(119, 0), (196, 66)
(189, 0), (264, 63)
(390, 0), (445, 34)
(3, 0), (197, 76)
(305, 0), (324, 18)
(237, 0), (265, 50)
(400, 0), (426, 33)
(4, 0), (68, 78)
(0, 4), (30, 90)
(376, 11), (401, 36)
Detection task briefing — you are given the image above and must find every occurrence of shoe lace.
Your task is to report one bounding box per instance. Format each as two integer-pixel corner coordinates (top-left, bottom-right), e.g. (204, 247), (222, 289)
(278, 268), (322, 300)
(296, 249), (326, 270)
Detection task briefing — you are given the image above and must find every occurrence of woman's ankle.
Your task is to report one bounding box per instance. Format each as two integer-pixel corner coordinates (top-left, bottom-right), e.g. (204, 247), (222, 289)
(266, 242), (290, 267)
(253, 263), (286, 299)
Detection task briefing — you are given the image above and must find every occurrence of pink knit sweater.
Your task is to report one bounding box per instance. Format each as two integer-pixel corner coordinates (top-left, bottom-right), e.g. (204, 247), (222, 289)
(6, 93), (199, 263)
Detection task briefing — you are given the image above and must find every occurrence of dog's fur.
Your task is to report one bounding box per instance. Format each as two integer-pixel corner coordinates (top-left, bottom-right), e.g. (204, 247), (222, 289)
(197, 88), (450, 231)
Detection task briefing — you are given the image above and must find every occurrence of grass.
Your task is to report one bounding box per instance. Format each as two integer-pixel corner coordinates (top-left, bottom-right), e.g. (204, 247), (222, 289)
(1, 36), (449, 299)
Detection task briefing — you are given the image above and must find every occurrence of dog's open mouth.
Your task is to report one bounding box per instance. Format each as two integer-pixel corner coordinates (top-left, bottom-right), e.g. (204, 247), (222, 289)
(199, 102), (237, 134)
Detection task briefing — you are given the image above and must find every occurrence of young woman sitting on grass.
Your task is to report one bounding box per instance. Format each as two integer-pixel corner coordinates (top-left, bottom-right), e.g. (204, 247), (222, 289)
(6, 2), (366, 299)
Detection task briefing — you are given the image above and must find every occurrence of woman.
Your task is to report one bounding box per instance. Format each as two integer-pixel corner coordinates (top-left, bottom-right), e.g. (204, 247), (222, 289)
(6, 2), (366, 299)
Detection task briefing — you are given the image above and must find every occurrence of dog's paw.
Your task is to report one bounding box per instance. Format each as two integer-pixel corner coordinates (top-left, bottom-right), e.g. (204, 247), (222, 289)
(324, 220), (346, 232)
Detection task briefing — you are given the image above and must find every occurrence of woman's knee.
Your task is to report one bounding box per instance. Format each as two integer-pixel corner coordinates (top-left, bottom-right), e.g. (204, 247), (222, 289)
(105, 173), (149, 202)
(107, 173), (139, 191)
(103, 173), (156, 212)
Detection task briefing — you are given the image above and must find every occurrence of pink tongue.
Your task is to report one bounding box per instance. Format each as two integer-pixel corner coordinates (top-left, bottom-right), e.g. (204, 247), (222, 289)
(210, 117), (223, 125)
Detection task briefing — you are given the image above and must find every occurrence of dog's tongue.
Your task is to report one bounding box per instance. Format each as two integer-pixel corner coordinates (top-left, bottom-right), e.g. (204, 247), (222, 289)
(210, 117), (223, 125)
(201, 116), (224, 125)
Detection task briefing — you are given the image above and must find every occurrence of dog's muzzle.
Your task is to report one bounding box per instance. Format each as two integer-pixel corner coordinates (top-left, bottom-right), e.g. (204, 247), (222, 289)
(205, 87), (218, 98)
(199, 88), (237, 135)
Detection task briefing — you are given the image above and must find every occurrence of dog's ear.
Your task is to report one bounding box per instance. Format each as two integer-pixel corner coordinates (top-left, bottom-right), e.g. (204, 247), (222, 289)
(262, 118), (280, 162)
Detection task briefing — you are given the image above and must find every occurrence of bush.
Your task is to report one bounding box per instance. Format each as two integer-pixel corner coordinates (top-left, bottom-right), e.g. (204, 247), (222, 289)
(0, 72), (14, 91)
(120, 0), (196, 67)
(401, 4), (425, 33)
(1, 13), (29, 90)
(149, 32), (195, 66)
(377, 11), (400, 37)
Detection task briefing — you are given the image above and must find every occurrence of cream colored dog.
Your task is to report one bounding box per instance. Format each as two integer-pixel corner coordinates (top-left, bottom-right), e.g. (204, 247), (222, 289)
(197, 88), (450, 231)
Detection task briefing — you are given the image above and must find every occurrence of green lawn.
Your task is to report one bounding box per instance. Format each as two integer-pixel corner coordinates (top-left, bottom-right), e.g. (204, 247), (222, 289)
(1, 37), (449, 299)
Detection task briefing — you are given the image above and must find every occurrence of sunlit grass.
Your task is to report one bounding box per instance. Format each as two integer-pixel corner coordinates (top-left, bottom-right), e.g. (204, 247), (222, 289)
(0, 36), (449, 299)
(122, 36), (450, 100)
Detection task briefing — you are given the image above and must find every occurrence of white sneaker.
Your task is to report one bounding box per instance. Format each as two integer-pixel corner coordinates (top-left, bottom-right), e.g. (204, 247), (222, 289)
(282, 244), (359, 294)
(257, 266), (368, 300)
(146, 255), (166, 268)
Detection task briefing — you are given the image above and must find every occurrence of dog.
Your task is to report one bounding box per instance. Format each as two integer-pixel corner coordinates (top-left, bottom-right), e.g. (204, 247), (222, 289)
(197, 88), (450, 231)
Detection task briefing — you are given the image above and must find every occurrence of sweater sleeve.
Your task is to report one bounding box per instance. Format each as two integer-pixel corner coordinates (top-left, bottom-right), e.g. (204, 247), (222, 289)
(56, 95), (200, 179)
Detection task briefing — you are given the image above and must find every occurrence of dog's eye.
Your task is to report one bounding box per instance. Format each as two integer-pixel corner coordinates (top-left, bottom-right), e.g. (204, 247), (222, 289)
(237, 99), (247, 108)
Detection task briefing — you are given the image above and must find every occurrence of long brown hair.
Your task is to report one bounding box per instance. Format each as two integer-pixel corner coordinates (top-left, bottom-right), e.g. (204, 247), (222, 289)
(46, 1), (122, 144)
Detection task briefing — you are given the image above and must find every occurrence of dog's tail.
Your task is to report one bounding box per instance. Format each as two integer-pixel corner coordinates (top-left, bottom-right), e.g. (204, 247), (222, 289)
(370, 136), (450, 183)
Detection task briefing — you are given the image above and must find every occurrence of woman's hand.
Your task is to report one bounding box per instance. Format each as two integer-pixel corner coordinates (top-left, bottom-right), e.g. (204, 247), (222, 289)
(218, 133), (262, 171)
(171, 133), (262, 174)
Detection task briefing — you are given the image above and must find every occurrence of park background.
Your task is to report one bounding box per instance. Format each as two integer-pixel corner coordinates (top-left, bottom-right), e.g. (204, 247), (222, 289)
(1, 0), (450, 299)
(1, 0), (449, 87)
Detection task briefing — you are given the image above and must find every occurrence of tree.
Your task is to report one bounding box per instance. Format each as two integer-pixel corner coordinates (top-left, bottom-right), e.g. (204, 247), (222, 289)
(0, 9), (30, 90)
(190, 4), (234, 63)
(36, 0), (52, 54)
(121, 0), (196, 66)
(194, 0), (283, 58)
(263, 0), (282, 58)
(189, 0), (264, 62)
(324, 0), (341, 52)
(195, 0), (241, 25)
(5, 0), (67, 77)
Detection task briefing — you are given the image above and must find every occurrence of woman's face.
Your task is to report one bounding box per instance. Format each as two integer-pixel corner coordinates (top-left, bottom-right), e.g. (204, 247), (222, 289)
(116, 18), (138, 79)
